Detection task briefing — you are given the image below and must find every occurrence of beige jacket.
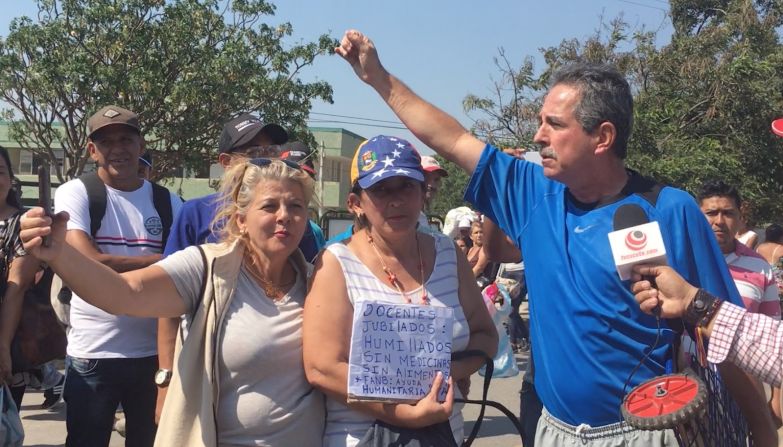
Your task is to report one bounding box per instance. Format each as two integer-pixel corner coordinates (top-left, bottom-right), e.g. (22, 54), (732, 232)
(154, 240), (309, 447)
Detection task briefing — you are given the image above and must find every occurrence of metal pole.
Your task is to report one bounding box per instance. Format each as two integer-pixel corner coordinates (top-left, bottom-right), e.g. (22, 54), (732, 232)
(318, 140), (325, 218)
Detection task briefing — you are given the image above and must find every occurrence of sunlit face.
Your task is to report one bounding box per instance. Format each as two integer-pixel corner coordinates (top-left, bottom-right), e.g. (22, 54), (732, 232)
(470, 225), (483, 246)
(351, 176), (424, 234)
(533, 84), (598, 184)
(700, 196), (741, 253)
(237, 179), (308, 259)
(423, 171), (443, 204)
(88, 126), (143, 183)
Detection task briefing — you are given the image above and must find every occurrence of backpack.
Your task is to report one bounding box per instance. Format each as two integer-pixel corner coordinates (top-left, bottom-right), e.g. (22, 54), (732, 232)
(52, 172), (175, 317)
(79, 171), (174, 246)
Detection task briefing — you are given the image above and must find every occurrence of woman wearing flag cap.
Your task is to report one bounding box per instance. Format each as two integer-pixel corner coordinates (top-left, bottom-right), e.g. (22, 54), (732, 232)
(303, 135), (497, 446)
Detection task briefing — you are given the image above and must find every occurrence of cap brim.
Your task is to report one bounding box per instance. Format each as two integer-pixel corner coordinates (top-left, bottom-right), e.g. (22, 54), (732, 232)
(88, 122), (140, 139)
(301, 165), (316, 176)
(423, 166), (448, 177)
(357, 168), (425, 189)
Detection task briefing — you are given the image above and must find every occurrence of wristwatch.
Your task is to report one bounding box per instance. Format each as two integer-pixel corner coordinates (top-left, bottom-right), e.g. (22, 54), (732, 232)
(683, 289), (723, 328)
(154, 368), (172, 387)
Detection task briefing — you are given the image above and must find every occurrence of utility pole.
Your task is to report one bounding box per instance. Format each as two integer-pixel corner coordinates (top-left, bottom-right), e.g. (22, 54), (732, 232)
(318, 140), (325, 218)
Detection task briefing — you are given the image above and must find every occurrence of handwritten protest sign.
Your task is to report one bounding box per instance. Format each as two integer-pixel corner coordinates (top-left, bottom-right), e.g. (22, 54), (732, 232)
(347, 301), (454, 403)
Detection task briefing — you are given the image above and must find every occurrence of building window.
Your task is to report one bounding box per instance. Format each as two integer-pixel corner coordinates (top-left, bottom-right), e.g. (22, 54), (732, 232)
(19, 151), (65, 175)
(323, 159), (343, 182)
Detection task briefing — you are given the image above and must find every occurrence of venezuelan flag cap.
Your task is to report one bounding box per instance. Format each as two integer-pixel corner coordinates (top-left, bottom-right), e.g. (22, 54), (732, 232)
(350, 135), (425, 189)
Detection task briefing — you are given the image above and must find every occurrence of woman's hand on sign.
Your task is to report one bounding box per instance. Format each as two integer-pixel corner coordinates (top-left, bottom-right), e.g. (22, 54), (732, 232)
(393, 371), (454, 428)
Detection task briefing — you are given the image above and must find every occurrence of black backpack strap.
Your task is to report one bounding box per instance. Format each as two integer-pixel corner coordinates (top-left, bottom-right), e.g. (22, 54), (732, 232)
(452, 349), (526, 446)
(150, 182), (174, 248)
(78, 172), (107, 238)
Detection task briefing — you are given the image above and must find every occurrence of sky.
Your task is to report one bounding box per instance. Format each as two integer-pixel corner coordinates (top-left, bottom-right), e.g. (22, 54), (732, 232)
(0, 0), (674, 154)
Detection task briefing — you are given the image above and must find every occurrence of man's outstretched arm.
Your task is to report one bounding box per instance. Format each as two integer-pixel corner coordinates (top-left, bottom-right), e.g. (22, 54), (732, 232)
(336, 30), (485, 174)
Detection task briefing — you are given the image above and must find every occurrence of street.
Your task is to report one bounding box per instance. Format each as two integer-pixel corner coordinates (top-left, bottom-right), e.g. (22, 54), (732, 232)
(18, 350), (529, 446)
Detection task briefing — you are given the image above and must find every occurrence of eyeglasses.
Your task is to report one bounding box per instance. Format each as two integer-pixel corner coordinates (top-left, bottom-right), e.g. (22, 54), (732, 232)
(231, 145), (280, 158)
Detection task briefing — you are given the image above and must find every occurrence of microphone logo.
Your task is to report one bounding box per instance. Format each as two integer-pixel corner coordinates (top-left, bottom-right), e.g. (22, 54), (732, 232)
(624, 230), (648, 251)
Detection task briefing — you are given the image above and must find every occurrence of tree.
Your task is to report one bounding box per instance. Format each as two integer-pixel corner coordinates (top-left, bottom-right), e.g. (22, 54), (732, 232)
(464, 2), (783, 224)
(428, 155), (471, 216)
(632, 0), (783, 223)
(0, 0), (336, 183)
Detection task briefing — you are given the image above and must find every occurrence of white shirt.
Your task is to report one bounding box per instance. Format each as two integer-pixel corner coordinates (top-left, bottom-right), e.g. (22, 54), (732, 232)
(55, 178), (182, 358)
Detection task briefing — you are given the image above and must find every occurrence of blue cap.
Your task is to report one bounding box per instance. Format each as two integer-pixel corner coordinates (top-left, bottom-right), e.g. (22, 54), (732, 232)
(350, 135), (425, 189)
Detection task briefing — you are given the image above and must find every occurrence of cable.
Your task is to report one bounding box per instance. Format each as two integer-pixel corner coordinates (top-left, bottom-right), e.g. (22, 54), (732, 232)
(618, 313), (662, 445)
(617, 0), (668, 12)
(310, 112), (403, 125)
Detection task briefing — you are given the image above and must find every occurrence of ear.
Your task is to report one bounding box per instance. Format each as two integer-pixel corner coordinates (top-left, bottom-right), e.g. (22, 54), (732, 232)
(87, 140), (99, 162)
(593, 122), (617, 156)
(236, 213), (247, 234)
(347, 192), (363, 216)
(218, 153), (233, 168)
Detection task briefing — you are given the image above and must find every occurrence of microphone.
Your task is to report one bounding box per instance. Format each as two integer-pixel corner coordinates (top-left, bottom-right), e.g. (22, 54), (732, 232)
(607, 204), (668, 282)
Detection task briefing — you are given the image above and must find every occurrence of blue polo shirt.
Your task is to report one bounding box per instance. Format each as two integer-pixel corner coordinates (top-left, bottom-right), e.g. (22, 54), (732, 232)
(464, 145), (741, 426)
(164, 193), (324, 262)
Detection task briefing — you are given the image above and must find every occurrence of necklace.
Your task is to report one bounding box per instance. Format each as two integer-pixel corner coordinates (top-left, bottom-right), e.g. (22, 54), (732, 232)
(366, 231), (429, 305)
(243, 252), (296, 299)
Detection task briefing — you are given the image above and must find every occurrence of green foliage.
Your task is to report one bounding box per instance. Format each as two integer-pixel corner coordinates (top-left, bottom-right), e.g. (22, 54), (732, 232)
(428, 155), (472, 216)
(0, 0), (336, 182)
(464, 2), (783, 224)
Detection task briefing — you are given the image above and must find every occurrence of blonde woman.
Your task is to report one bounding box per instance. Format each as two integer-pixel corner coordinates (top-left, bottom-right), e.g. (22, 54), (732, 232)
(19, 158), (324, 446)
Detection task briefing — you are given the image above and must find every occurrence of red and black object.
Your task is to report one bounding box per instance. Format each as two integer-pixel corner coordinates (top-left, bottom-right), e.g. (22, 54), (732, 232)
(623, 369), (709, 446)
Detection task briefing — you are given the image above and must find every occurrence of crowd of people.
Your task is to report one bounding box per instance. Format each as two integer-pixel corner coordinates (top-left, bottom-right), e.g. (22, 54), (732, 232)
(0, 27), (780, 447)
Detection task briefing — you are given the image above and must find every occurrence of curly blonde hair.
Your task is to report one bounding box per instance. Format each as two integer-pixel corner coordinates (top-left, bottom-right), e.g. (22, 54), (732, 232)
(210, 159), (315, 245)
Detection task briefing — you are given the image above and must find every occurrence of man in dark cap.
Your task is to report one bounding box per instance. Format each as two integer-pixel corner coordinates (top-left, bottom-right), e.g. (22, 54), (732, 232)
(54, 105), (183, 446)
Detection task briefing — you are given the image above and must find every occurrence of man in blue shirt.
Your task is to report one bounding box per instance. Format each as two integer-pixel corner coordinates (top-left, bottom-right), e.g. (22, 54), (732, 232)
(335, 30), (775, 445)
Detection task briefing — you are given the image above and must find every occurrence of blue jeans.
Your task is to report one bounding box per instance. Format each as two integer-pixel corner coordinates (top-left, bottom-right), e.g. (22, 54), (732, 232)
(520, 379), (543, 447)
(64, 355), (157, 447)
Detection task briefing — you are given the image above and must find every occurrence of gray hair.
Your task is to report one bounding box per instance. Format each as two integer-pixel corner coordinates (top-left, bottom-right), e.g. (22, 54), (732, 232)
(551, 63), (633, 159)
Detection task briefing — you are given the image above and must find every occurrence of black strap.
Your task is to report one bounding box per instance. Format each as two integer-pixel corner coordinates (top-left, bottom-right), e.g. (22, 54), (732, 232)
(151, 182), (174, 247)
(78, 172), (106, 237)
(451, 350), (525, 446)
(78, 173), (174, 247)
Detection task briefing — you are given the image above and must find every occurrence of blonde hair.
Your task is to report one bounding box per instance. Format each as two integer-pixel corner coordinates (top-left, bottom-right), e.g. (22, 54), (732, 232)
(210, 159), (315, 245)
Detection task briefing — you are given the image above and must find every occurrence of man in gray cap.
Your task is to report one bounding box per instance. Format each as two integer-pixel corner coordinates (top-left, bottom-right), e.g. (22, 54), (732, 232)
(54, 105), (183, 446)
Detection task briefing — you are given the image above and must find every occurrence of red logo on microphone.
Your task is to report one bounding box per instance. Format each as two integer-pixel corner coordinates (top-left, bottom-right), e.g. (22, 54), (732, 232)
(625, 230), (647, 251)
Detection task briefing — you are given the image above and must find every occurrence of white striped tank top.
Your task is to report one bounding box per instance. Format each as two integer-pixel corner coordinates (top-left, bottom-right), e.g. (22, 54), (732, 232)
(323, 232), (470, 447)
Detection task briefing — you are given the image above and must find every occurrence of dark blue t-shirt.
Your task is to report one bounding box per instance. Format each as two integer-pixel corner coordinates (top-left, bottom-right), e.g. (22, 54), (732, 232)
(464, 145), (741, 426)
(163, 192), (324, 262)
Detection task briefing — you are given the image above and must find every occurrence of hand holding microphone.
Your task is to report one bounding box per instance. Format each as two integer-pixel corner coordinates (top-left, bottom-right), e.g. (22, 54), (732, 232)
(608, 204), (668, 315)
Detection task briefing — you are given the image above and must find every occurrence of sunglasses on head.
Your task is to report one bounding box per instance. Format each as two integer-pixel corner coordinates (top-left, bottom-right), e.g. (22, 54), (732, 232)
(248, 157), (302, 171)
(233, 158), (302, 201)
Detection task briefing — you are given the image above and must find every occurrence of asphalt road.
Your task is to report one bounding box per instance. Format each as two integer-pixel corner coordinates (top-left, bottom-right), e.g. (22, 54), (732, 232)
(18, 350), (529, 447)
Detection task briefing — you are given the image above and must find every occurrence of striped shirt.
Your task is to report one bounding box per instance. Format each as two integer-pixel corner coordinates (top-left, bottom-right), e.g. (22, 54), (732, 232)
(725, 241), (781, 318)
(708, 301), (783, 387)
(323, 233), (469, 447)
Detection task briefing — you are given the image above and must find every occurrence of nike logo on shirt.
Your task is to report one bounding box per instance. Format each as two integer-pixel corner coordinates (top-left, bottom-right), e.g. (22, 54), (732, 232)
(574, 224), (597, 234)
